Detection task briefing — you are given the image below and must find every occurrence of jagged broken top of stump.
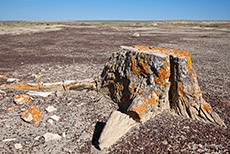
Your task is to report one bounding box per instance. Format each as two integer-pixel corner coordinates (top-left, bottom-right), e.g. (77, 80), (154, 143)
(97, 45), (225, 127)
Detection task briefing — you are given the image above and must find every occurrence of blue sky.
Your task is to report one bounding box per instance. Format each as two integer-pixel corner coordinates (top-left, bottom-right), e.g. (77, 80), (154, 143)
(0, 0), (230, 21)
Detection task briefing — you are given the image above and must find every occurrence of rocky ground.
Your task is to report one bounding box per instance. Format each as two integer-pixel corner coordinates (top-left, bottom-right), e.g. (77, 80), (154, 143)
(0, 24), (229, 153)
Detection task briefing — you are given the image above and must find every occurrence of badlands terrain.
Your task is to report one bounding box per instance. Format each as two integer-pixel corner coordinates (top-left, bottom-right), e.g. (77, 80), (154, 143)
(0, 21), (229, 153)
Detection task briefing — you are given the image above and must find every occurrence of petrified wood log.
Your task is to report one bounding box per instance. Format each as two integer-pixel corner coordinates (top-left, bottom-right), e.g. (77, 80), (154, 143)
(97, 45), (225, 127)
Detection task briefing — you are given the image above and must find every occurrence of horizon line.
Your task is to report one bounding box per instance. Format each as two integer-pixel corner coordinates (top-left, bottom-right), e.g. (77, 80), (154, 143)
(1, 19), (230, 22)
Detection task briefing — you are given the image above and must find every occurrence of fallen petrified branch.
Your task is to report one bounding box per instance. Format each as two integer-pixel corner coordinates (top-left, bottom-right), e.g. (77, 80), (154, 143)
(0, 79), (96, 92)
(0, 45), (225, 149)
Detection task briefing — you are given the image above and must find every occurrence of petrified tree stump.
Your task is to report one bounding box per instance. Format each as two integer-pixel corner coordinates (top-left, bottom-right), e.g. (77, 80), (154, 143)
(97, 45), (225, 126)
(96, 45), (225, 149)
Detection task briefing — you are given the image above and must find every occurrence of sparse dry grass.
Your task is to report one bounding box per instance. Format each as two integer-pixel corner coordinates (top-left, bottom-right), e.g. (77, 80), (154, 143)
(1, 20), (230, 28)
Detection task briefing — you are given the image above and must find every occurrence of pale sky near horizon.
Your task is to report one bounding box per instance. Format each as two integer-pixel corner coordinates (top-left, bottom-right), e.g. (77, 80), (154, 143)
(0, 0), (230, 21)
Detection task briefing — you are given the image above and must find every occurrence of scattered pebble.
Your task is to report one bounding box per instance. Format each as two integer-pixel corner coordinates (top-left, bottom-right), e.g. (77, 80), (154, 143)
(183, 126), (190, 129)
(34, 136), (40, 140)
(43, 132), (62, 142)
(5, 124), (10, 128)
(21, 108), (25, 111)
(31, 74), (42, 79)
(27, 91), (53, 97)
(14, 94), (30, 104)
(79, 132), (90, 140)
(14, 143), (22, 149)
(46, 105), (57, 113)
(75, 120), (81, 127)
(63, 148), (72, 153)
(51, 115), (60, 122)
(3, 138), (16, 142)
(12, 72), (18, 76)
(132, 32), (140, 37)
(115, 28), (119, 32)
(66, 102), (72, 106)
(162, 140), (168, 145)
(21, 104), (41, 122)
(62, 132), (66, 138)
(7, 78), (19, 83)
(48, 119), (54, 125)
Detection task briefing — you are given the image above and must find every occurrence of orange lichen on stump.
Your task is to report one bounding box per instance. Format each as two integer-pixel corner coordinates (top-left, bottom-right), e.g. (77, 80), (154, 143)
(135, 45), (191, 59)
(129, 91), (159, 119)
(129, 99), (148, 119)
(21, 104), (41, 122)
(134, 45), (193, 75)
(129, 84), (137, 95)
(139, 60), (150, 76)
(177, 82), (184, 98)
(138, 89), (143, 95)
(202, 103), (210, 111)
(154, 64), (170, 87)
(130, 57), (139, 75)
(134, 45), (151, 51)
(117, 83), (123, 91)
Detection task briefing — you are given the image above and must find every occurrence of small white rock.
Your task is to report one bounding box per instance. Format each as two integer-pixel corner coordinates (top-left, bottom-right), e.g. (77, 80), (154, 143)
(31, 74), (42, 79)
(43, 132), (61, 142)
(14, 143), (22, 149)
(162, 139), (168, 145)
(2, 138), (16, 142)
(7, 78), (19, 83)
(62, 132), (66, 138)
(34, 136), (40, 140)
(27, 91), (53, 97)
(21, 108), (25, 111)
(132, 32), (140, 37)
(46, 105), (57, 113)
(75, 120), (81, 127)
(48, 119), (54, 125)
(51, 115), (60, 122)
(183, 126), (190, 129)
(66, 102), (72, 106)
(79, 132), (90, 140)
